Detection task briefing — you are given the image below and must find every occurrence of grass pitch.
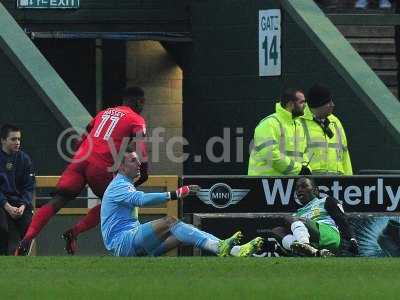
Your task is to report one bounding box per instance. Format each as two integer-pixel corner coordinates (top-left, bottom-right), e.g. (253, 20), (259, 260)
(1, 257), (398, 299)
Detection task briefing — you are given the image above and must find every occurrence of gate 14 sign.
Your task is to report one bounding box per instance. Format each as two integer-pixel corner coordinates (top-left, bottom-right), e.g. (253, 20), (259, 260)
(259, 9), (281, 77)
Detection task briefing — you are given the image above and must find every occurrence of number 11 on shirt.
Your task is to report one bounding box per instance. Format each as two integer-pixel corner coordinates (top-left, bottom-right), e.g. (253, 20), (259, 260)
(93, 114), (121, 140)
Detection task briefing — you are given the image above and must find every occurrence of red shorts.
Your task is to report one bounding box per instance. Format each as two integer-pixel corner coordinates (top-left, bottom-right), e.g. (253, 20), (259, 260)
(56, 160), (114, 198)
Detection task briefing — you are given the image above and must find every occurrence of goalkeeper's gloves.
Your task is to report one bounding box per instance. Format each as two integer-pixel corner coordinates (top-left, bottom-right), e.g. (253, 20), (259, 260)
(134, 162), (148, 187)
(169, 185), (200, 200)
(349, 238), (359, 256)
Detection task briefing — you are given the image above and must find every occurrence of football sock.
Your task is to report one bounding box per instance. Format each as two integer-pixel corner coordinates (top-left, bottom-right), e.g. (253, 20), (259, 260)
(282, 234), (295, 250)
(24, 203), (55, 241)
(71, 204), (101, 236)
(291, 221), (310, 243)
(202, 231), (220, 242)
(230, 246), (241, 257)
(170, 221), (219, 252)
(202, 239), (220, 254)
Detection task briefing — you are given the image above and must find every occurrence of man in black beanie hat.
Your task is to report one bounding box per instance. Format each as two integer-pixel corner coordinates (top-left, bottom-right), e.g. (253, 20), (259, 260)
(299, 84), (352, 175)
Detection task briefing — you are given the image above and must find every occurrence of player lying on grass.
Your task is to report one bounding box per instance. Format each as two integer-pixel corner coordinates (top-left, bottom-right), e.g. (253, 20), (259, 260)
(264, 177), (359, 257)
(101, 151), (264, 257)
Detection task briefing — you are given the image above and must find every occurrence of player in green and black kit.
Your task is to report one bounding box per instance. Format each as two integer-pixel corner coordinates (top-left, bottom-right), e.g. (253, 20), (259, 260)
(267, 177), (359, 257)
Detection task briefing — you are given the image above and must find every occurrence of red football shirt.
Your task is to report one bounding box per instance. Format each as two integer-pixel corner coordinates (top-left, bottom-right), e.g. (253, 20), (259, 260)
(74, 105), (148, 167)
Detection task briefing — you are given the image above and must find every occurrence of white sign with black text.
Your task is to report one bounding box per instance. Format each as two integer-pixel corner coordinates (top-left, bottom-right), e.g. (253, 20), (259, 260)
(259, 9), (281, 76)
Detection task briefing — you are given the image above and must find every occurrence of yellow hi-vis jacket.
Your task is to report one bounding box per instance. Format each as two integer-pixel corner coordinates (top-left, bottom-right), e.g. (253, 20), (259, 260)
(299, 105), (353, 175)
(248, 102), (308, 176)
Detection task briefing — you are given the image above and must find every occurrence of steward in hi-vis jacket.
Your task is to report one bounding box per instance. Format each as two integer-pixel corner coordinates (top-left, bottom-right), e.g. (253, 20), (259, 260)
(248, 88), (311, 176)
(300, 84), (352, 175)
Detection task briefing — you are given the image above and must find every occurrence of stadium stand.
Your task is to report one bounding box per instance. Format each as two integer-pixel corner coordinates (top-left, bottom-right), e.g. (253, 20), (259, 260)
(322, 0), (399, 98)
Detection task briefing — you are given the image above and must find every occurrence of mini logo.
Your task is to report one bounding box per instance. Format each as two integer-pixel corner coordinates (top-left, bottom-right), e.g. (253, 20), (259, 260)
(197, 183), (250, 208)
(5, 162), (13, 171)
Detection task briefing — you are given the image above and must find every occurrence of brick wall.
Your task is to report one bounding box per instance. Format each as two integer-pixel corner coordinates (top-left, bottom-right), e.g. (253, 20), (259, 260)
(126, 41), (183, 175)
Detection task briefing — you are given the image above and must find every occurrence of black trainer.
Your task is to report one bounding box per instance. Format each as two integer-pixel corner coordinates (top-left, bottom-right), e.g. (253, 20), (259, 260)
(61, 229), (78, 255)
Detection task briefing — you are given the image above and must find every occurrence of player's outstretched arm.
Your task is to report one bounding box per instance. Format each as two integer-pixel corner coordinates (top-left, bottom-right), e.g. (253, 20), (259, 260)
(325, 196), (353, 239)
(325, 196), (359, 255)
(125, 185), (200, 207)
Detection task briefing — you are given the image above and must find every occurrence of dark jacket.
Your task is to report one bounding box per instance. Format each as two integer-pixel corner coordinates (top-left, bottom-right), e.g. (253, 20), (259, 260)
(0, 149), (35, 208)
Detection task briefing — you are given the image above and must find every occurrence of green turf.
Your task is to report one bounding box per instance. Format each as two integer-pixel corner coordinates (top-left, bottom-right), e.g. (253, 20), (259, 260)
(1, 257), (398, 299)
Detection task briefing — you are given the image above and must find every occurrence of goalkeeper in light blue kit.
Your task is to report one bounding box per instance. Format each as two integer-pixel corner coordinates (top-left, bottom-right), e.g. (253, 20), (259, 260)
(101, 151), (263, 257)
